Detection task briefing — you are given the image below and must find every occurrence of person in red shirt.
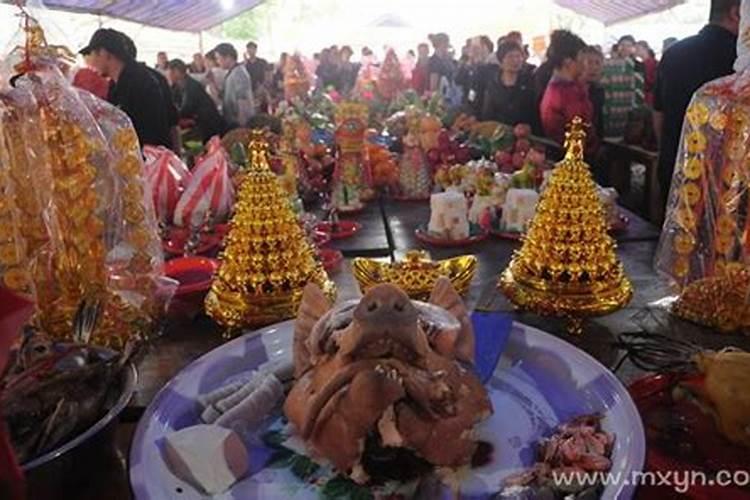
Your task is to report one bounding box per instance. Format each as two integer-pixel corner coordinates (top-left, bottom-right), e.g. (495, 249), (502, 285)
(636, 40), (658, 107)
(539, 30), (598, 152)
(411, 42), (430, 95)
(72, 54), (111, 100)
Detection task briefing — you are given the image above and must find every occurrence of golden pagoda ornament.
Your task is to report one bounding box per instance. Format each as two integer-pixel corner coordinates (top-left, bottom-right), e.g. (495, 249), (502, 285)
(352, 250), (477, 300)
(205, 132), (336, 331)
(498, 117), (632, 333)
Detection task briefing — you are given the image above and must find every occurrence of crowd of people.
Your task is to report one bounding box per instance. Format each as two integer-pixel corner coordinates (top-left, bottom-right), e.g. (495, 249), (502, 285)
(72, 0), (740, 212)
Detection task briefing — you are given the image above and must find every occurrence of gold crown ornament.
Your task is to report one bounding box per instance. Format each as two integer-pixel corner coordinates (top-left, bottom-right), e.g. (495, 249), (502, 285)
(205, 132), (336, 333)
(352, 250), (477, 301)
(498, 117), (633, 334)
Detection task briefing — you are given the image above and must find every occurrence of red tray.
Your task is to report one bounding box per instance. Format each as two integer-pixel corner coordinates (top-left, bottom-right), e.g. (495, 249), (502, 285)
(629, 373), (750, 500)
(164, 257), (219, 319)
(311, 229), (332, 247)
(314, 221), (362, 240)
(414, 226), (488, 247)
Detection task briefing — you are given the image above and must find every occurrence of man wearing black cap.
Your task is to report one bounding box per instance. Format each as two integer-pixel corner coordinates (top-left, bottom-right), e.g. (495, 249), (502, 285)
(115, 31), (181, 152)
(81, 28), (173, 149)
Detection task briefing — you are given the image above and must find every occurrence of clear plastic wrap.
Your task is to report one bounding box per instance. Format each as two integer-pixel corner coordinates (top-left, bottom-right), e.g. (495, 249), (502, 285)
(655, 71), (750, 334)
(0, 17), (174, 347)
(0, 88), (51, 298)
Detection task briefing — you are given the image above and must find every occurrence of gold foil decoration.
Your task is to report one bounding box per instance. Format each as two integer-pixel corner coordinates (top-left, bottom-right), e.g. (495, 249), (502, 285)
(673, 264), (750, 334)
(498, 117), (633, 334)
(352, 250), (477, 301)
(0, 17), (167, 348)
(205, 132), (335, 332)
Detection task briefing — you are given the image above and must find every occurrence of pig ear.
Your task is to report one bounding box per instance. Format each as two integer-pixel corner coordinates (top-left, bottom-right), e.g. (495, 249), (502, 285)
(294, 283), (332, 376)
(429, 277), (475, 364)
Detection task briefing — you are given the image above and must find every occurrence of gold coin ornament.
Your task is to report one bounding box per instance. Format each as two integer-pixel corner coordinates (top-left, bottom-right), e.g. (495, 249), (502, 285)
(685, 131), (707, 155)
(682, 156), (704, 180)
(680, 183), (702, 206)
(655, 75), (750, 333)
(709, 111), (728, 131)
(498, 117), (632, 334)
(686, 102), (710, 127)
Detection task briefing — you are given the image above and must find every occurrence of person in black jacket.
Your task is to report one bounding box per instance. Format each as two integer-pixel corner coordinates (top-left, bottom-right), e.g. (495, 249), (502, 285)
(117, 32), (181, 151)
(654, 0), (739, 206)
(168, 59), (226, 143)
(476, 41), (535, 126)
(81, 29), (172, 149)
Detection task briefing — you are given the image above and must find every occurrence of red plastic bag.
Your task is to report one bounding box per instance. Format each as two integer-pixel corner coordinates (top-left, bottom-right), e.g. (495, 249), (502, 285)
(0, 288), (34, 500)
(144, 145), (192, 224)
(174, 137), (234, 228)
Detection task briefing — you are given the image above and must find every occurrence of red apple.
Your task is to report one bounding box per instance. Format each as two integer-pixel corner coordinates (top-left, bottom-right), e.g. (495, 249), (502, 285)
(441, 152), (456, 165)
(512, 151), (526, 169)
(494, 150), (513, 168)
(527, 147), (546, 166)
(514, 139), (531, 154)
(426, 148), (442, 165)
(514, 123), (532, 139)
(455, 146), (471, 163)
(437, 130), (452, 149)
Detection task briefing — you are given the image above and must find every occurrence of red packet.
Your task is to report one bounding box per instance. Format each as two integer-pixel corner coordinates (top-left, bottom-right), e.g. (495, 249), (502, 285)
(173, 137), (234, 228)
(0, 288), (34, 500)
(144, 146), (192, 224)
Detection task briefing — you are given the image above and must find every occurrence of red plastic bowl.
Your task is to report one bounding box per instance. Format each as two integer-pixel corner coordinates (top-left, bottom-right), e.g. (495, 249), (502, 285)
(164, 257), (219, 319)
(318, 248), (343, 273)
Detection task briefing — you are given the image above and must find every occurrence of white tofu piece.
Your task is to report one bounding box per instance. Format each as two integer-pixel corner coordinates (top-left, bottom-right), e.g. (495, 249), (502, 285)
(501, 189), (539, 233)
(428, 191), (470, 240)
(163, 424), (248, 495)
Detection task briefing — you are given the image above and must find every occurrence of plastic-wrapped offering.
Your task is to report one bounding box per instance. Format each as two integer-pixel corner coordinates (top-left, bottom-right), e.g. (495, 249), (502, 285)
(0, 18), (173, 347)
(655, 72), (750, 333)
(174, 137), (234, 229)
(0, 87), (54, 297)
(143, 145), (192, 224)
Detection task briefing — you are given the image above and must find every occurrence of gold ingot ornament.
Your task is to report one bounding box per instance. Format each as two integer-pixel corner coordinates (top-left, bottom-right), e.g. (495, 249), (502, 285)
(352, 250), (477, 301)
(498, 117), (633, 334)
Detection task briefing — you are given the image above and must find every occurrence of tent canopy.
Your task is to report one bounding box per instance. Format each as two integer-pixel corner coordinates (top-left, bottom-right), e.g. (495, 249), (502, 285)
(14, 0), (264, 32)
(11, 0), (686, 32)
(554, 0), (686, 25)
